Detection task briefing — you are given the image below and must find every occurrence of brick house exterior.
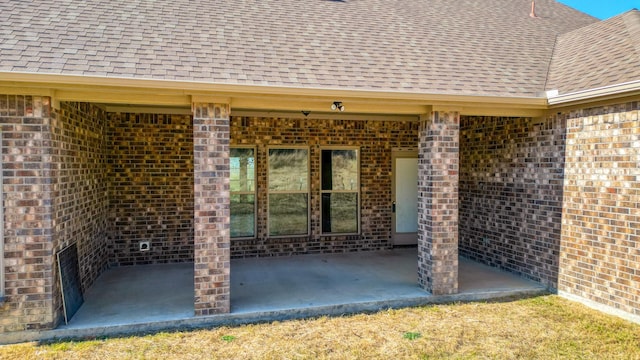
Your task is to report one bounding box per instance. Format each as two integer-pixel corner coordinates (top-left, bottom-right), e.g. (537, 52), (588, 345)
(0, 1), (639, 333)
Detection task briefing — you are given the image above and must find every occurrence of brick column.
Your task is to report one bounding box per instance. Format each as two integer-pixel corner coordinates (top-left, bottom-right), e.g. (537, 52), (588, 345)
(0, 95), (57, 331)
(192, 102), (230, 315)
(417, 111), (459, 295)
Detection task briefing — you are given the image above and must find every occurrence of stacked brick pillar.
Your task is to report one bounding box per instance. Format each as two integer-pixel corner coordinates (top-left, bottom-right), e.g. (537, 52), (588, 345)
(417, 111), (460, 295)
(192, 102), (231, 315)
(0, 95), (57, 331)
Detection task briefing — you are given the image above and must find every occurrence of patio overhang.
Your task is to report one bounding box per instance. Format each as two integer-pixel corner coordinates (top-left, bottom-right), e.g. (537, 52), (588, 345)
(0, 71), (548, 117)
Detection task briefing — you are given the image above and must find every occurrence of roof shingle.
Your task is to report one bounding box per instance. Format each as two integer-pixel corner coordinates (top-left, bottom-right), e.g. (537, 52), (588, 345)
(0, 0), (597, 97)
(546, 9), (640, 95)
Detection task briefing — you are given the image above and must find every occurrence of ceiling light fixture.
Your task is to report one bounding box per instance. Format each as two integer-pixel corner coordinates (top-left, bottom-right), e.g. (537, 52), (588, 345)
(331, 101), (345, 112)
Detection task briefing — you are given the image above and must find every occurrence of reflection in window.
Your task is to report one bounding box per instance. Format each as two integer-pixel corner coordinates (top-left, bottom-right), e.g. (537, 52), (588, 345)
(268, 193), (309, 236)
(268, 148), (309, 236)
(230, 147), (256, 238)
(321, 149), (359, 234)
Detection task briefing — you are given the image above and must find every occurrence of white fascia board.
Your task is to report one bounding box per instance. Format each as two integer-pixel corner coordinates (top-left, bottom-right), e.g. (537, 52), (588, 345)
(547, 80), (640, 106)
(0, 71), (547, 107)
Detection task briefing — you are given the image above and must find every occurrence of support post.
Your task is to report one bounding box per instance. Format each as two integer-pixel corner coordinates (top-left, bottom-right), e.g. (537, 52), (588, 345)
(417, 111), (460, 295)
(192, 102), (231, 315)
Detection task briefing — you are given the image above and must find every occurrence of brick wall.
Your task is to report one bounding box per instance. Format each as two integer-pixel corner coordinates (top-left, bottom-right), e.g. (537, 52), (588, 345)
(104, 114), (418, 261)
(459, 115), (566, 288)
(230, 116), (418, 258)
(558, 101), (639, 318)
(50, 102), (109, 324)
(107, 113), (194, 266)
(0, 95), (56, 332)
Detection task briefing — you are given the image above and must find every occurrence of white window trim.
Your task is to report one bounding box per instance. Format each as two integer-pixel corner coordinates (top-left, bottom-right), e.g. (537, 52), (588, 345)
(267, 146), (310, 237)
(230, 146), (257, 240)
(320, 146), (361, 236)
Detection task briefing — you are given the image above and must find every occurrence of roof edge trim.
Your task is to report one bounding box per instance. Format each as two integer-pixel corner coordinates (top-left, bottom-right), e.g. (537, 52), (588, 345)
(547, 79), (640, 105)
(0, 71), (547, 107)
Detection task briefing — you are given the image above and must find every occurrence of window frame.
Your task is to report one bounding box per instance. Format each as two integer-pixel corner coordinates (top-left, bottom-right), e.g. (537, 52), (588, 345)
(320, 146), (361, 235)
(266, 146), (311, 237)
(229, 146), (257, 240)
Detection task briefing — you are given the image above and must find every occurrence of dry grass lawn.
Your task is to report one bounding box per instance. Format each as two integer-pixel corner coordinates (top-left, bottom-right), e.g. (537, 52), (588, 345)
(1, 295), (639, 359)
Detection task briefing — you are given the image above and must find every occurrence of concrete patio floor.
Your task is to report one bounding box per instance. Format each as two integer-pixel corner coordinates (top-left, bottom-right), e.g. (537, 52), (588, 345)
(0, 248), (547, 344)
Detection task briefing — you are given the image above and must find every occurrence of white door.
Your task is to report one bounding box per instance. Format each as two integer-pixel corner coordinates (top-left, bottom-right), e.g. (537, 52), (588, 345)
(392, 149), (418, 245)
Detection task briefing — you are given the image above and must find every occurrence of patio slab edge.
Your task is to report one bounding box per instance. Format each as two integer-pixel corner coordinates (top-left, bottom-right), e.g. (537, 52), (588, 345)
(0, 287), (548, 345)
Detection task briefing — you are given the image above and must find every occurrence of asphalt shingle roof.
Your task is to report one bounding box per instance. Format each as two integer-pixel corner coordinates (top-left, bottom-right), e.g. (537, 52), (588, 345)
(0, 0), (597, 97)
(546, 9), (640, 95)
